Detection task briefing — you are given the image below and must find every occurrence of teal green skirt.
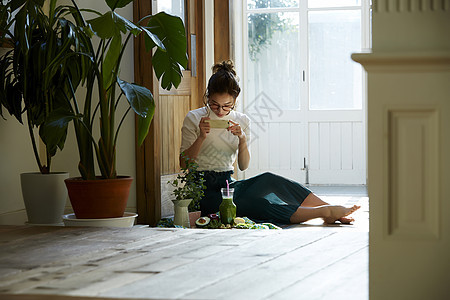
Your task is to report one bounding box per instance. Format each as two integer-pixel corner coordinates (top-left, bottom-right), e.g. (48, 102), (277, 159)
(200, 172), (311, 225)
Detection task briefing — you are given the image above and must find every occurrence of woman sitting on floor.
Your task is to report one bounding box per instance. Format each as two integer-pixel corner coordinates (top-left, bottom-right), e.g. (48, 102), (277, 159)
(180, 60), (359, 225)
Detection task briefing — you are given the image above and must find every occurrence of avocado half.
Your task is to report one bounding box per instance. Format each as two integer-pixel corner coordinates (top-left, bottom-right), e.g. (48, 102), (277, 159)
(195, 216), (210, 228)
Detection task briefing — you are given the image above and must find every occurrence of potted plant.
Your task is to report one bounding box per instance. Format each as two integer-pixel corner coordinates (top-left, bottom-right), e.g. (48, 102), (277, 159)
(41, 0), (188, 219)
(0, 0), (89, 224)
(168, 155), (206, 227)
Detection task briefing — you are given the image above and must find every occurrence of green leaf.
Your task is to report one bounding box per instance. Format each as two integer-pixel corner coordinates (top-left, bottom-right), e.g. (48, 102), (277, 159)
(137, 112), (153, 146)
(146, 12), (188, 90)
(152, 49), (183, 90)
(88, 11), (142, 39)
(142, 27), (165, 51)
(113, 12), (141, 36)
(118, 77), (155, 146)
(117, 78), (154, 118)
(40, 108), (80, 153)
(14, 5), (30, 54)
(10, 0), (28, 12)
(105, 0), (133, 10)
(5, 83), (24, 123)
(103, 34), (121, 88)
(87, 11), (117, 39)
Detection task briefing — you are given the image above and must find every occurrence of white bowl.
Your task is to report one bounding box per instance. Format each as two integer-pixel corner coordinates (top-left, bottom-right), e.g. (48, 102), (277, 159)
(62, 212), (138, 228)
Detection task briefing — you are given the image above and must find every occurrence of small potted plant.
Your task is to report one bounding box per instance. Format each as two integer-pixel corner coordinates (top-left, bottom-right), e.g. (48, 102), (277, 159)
(168, 155), (205, 227)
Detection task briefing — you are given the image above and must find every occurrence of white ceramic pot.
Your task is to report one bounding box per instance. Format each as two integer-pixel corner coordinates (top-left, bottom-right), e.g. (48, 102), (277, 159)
(172, 199), (192, 228)
(20, 172), (69, 225)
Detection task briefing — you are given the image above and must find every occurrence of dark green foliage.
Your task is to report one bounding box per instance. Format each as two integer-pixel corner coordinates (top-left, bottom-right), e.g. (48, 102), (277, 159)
(39, 1), (187, 180)
(168, 155), (206, 212)
(0, 0), (89, 173)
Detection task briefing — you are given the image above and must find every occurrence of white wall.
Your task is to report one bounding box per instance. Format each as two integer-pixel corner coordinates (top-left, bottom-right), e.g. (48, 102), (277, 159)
(0, 60), (38, 224)
(0, 1), (137, 224)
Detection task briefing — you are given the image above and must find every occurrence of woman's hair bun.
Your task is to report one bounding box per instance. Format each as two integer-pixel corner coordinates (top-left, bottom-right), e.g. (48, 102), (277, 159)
(204, 60), (240, 102)
(212, 60), (236, 76)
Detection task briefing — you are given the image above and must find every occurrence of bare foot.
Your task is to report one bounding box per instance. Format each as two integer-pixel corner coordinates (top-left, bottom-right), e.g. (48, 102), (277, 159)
(338, 216), (355, 224)
(323, 205), (360, 224)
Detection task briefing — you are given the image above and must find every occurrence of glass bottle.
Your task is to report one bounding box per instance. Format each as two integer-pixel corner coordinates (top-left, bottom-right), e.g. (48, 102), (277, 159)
(219, 188), (236, 225)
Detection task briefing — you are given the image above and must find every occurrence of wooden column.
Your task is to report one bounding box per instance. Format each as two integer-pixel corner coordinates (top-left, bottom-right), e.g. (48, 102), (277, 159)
(352, 1), (450, 299)
(214, 0), (230, 63)
(133, 0), (161, 226)
(195, 0), (206, 108)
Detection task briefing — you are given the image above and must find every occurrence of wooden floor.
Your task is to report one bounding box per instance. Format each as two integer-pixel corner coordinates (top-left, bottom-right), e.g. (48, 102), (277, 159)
(0, 197), (369, 300)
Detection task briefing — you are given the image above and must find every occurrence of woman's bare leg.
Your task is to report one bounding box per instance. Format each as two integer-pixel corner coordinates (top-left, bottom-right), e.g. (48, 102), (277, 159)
(290, 204), (360, 224)
(290, 193), (360, 224)
(289, 206), (330, 223)
(300, 193), (329, 207)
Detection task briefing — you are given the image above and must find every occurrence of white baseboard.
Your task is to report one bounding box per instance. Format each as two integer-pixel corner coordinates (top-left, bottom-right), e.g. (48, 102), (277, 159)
(0, 209), (28, 225)
(0, 205), (137, 225)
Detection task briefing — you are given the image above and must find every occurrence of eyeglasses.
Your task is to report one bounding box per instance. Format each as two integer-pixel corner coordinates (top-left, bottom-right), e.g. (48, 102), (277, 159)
(208, 101), (234, 112)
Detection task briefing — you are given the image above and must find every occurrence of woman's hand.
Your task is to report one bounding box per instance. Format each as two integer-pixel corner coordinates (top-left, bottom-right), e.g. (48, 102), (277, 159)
(199, 117), (211, 139)
(228, 120), (246, 141)
(228, 120), (250, 171)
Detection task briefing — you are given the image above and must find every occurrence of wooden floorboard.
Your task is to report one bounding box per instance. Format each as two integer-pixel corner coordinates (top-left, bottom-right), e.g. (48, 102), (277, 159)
(269, 246), (369, 300)
(184, 231), (367, 300)
(0, 200), (369, 300)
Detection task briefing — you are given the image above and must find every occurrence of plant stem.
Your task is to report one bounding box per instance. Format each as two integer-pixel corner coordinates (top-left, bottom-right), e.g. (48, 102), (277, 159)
(114, 106), (131, 147)
(46, 147), (51, 173)
(27, 110), (44, 173)
(66, 76), (79, 115)
(114, 91), (124, 109)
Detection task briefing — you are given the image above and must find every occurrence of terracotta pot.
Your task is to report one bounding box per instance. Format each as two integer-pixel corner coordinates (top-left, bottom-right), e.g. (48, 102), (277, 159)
(189, 211), (201, 228)
(65, 176), (133, 219)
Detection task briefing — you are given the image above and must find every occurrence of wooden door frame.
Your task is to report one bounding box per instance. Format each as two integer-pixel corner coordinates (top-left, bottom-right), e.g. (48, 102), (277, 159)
(133, 0), (160, 226)
(214, 0), (230, 63)
(133, 0), (207, 225)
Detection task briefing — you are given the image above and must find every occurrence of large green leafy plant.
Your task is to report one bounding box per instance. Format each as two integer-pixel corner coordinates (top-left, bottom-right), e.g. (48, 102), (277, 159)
(0, 0), (88, 174)
(41, 0), (187, 180)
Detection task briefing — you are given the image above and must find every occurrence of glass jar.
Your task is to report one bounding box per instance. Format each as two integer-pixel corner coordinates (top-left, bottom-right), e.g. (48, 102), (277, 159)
(219, 188), (236, 225)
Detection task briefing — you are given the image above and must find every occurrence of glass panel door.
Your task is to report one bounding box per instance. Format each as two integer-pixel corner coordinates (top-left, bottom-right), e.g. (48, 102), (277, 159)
(309, 10), (362, 110)
(247, 12), (301, 111)
(241, 0), (368, 184)
(308, 0), (361, 8)
(247, 0), (299, 10)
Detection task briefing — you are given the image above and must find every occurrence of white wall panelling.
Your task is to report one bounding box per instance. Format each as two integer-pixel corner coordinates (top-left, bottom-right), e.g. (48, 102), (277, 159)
(387, 108), (439, 239)
(246, 120), (365, 184)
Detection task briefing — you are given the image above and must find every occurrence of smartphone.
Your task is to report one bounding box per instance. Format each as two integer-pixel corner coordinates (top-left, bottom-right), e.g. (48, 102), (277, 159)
(205, 119), (230, 129)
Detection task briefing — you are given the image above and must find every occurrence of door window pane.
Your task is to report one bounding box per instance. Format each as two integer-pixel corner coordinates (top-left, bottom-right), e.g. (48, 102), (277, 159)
(158, 0), (185, 24)
(308, 0), (361, 8)
(247, 12), (300, 111)
(247, 0), (299, 10)
(308, 10), (362, 110)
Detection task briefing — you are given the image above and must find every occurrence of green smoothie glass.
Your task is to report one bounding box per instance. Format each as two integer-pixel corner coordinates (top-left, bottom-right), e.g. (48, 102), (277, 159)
(219, 187), (236, 225)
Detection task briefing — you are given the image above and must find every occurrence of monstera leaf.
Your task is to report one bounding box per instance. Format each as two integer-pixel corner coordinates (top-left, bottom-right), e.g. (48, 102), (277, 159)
(144, 12), (188, 90)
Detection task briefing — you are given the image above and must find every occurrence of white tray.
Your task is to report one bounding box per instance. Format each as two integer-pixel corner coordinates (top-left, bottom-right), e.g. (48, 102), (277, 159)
(62, 212), (138, 228)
